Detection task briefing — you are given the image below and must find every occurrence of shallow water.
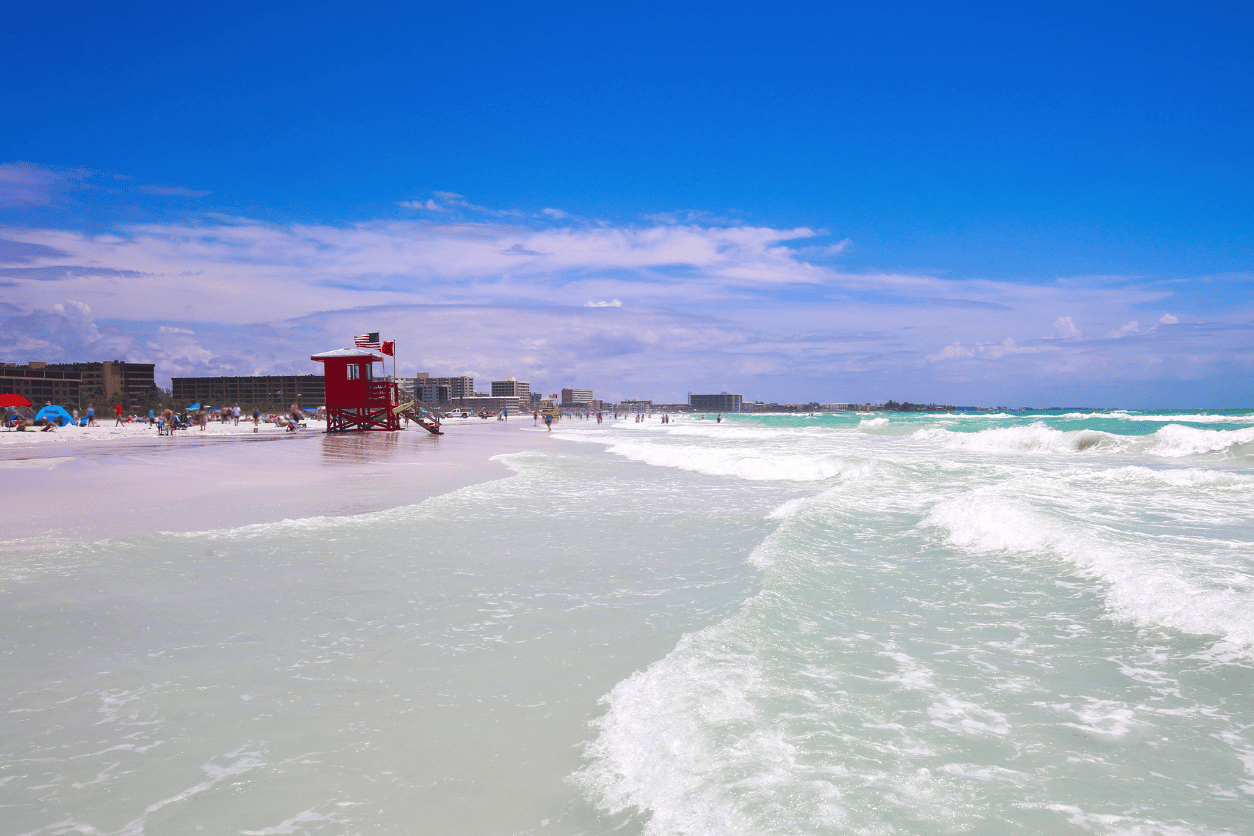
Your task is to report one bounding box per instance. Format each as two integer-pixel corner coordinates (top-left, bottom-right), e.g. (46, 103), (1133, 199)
(3, 411), (1252, 835)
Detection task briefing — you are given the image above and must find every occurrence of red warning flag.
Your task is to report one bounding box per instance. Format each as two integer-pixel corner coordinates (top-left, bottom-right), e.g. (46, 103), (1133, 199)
(381, 341), (395, 356)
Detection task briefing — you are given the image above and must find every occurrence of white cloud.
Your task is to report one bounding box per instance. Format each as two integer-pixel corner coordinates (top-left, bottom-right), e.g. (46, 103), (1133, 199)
(1106, 321), (1140, 339)
(928, 342), (975, 361)
(1053, 316), (1082, 340)
(928, 337), (1055, 362)
(1159, 313), (1179, 324)
(1, 205), (1247, 404)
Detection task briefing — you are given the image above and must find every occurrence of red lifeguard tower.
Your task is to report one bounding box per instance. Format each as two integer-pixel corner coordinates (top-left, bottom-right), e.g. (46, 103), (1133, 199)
(311, 348), (401, 432)
(311, 347), (442, 434)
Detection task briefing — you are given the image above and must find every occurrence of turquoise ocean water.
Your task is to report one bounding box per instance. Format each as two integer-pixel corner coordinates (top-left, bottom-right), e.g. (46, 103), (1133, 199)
(3, 410), (1253, 835)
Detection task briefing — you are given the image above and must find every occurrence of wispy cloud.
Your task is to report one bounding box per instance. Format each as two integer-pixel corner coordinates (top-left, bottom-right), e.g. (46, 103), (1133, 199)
(138, 184), (212, 198)
(0, 162), (85, 207)
(1106, 320), (1141, 339)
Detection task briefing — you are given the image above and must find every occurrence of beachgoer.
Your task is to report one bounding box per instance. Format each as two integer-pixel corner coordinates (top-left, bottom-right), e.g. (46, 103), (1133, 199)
(717, 414), (722, 423)
(114, 403), (123, 425)
(233, 404), (240, 425)
(148, 409), (155, 425)
(533, 411), (538, 425)
(87, 404), (95, 426)
(71, 408), (79, 425)
(503, 408), (508, 421)
(544, 413), (553, 431)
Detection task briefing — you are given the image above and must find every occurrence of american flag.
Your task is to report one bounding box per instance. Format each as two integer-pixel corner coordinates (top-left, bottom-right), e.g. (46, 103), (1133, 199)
(354, 332), (382, 349)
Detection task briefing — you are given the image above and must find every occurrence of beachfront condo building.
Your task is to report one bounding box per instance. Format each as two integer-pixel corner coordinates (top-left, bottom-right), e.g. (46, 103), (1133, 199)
(561, 388), (593, 408)
(689, 392), (744, 412)
(171, 374), (327, 407)
(1, 362), (82, 406)
(1, 360), (157, 407)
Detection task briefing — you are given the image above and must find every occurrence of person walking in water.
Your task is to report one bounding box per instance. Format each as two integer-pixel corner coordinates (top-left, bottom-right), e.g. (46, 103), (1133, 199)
(544, 413), (553, 431)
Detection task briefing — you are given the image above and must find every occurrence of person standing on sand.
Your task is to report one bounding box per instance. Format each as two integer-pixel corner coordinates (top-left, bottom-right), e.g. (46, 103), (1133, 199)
(87, 404), (95, 426)
(72, 408), (79, 425)
(233, 404), (240, 425)
(114, 403), (124, 425)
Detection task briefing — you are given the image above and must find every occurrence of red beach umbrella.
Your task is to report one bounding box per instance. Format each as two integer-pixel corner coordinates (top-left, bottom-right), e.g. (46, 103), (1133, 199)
(0, 393), (33, 407)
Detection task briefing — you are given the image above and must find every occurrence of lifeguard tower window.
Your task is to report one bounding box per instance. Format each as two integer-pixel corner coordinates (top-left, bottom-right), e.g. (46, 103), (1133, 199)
(347, 365), (359, 380)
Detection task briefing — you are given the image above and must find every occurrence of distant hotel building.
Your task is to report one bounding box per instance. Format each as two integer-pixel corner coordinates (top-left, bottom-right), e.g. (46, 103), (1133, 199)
(689, 392), (744, 412)
(561, 387), (593, 408)
(1, 360), (156, 406)
(1, 363), (82, 405)
(171, 375), (326, 407)
(414, 373), (474, 404)
(492, 377), (531, 403)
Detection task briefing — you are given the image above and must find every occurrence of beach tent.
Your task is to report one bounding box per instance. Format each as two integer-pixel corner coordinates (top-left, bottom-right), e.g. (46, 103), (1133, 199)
(188, 403), (202, 410)
(34, 405), (75, 426)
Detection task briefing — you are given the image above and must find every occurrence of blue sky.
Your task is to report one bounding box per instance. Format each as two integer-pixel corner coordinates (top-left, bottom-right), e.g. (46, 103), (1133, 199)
(2, 1), (1251, 406)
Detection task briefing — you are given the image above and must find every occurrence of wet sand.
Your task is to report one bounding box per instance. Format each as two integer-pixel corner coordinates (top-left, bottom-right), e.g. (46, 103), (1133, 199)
(1, 419), (553, 546)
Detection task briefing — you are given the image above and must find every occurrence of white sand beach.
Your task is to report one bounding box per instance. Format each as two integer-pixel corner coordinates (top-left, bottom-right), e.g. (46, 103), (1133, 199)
(1, 418), (553, 545)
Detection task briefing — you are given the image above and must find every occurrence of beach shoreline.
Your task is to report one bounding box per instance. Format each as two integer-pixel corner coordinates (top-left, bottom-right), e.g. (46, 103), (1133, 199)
(1, 418), (554, 547)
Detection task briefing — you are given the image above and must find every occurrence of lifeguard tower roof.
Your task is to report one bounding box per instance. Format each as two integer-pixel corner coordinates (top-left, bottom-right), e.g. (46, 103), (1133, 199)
(311, 348), (384, 361)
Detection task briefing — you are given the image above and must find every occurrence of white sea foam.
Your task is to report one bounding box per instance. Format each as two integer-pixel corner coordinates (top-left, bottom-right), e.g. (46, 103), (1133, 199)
(602, 439), (864, 482)
(1082, 465), (1253, 488)
(922, 494), (1254, 655)
(912, 423), (1127, 455)
(1110, 411), (1254, 424)
(1147, 424), (1254, 457)
(860, 417), (889, 428)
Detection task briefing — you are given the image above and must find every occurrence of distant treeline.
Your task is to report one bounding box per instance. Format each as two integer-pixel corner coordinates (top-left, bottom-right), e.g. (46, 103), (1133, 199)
(881, 401), (1001, 412)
